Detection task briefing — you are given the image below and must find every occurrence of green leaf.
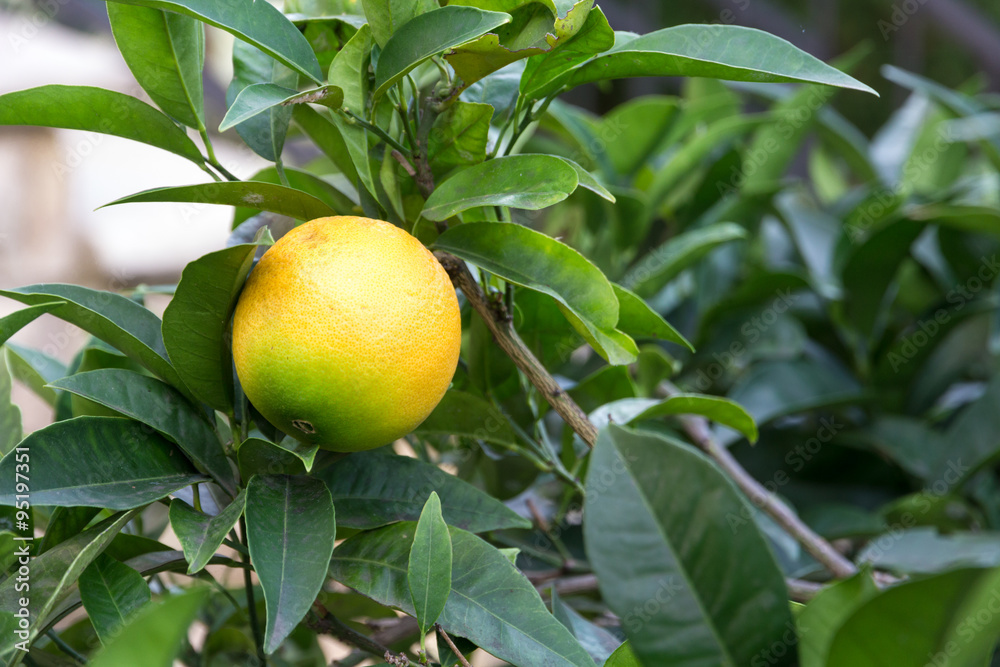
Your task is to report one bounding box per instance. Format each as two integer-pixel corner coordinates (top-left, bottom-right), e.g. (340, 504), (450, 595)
(408, 492), (452, 637)
(556, 156), (616, 202)
(0, 86), (204, 164)
(558, 305), (638, 366)
(169, 490), (246, 574)
(612, 284), (692, 351)
(551, 589), (620, 665)
(604, 642), (642, 667)
(797, 572), (879, 667)
(37, 507), (103, 555)
(245, 474), (336, 654)
(826, 568), (1000, 667)
(0, 284), (187, 395)
(937, 373), (1000, 483)
(0, 417), (205, 509)
(856, 528), (1000, 575)
(622, 223), (747, 297)
(0, 511), (137, 652)
(79, 554), (152, 644)
(422, 155), (578, 220)
(330, 522), (597, 667)
(237, 437), (319, 478)
(328, 23), (372, 112)
(433, 221), (616, 330)
(362, 0), (438, 47)
(89, 589), (209, 667)
(415, 389), (520, 449)
(427, 101), (492, 172)
(102, 182), (338, 220)
(316, 450), (530, 532)
(583, 425), (794, 666)
(553, 25), (876, 98)
(220, 83), (343, 132)
(105, 0), (323, 83)
(0, 302), (66, 348)
(107, 3), (206, 129)
(374, 5), (511, 98)
(50, 369), (235, 493)
(4, 343), (66, 407)
(519, 5), (615, 99)
(0, 353), (21, 458)
(228, 40), (298, 162)
(623, 394), (758, 443)
(161, 241), (267, 413)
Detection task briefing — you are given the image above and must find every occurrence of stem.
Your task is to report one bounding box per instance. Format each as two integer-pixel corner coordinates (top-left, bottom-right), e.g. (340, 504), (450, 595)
(660, 381), (857, 579)
(307, 603), (394, 659)
(199, 128), (240, 181)
(435, 252), (598, 448)
(239, 516), (267, 665)
(435, 625), (472, 667)
(45, 630), (86, 665)
(342, 109), (410, 154)
(192, 483), (202, 513)
(274, 159), (290, 187)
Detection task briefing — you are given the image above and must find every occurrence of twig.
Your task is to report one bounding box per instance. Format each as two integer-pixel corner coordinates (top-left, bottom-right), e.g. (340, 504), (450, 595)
(660, 382), (857, 579)
(45, 629), (87, 664)
(535, 572), (827, 603)
(239, 517), (267, 666)
(435, 252), (598, 448)
(786, 578), (824, 602)
(307, 602), (395, 659)
(435, 625), (472, 667)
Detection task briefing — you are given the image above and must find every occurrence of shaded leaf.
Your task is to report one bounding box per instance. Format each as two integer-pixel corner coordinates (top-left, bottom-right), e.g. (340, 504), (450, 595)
(220, 83), (343, 132)
(228, 39), (298, 162)
(169, 490), (246, 574)
(4, 343), (67, 408)
(797, 572), (880, 667)
(362, 0), (438, 47)
(408, 492), (452, 636)
(551, 589), (620, 665)
(612, 284), (692, 351)
(102, 181), (338, 220)
(79, 554), (152, 644)
(0, 302), (66, 348)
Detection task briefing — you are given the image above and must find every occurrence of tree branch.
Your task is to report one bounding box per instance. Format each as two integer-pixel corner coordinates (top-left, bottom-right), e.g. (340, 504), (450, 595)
(660, 382), (857, 579)
(307, 602), (395, 660)
(435, 251), (599, 448)
(435, 625), (472, 667)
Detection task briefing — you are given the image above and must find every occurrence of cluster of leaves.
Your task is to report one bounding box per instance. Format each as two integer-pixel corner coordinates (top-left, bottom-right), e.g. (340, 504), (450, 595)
(0, 0), (997, 666)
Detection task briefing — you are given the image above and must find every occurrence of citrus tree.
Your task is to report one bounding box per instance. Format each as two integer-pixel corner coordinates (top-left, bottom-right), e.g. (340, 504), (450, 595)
(3, 0), (999, 666)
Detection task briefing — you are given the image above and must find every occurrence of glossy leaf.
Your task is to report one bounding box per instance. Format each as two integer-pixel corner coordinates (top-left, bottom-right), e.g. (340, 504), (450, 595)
(107, 3), (205, 129)
(0, 417), (205, 509)
(0, 284), (187, 393)
(228, 39), (298, 162)
(374, 5), (511, 98)
(621, 223), (747, 297)
(169, 490), (246, 574)
(316, 450), (530, 532)
(105, 0), (323, 83)
(79, 554), (152, 644)
(422, 155), (578, 220)
(640, 394), (757, 442)
(328, 23), (371, 113)
(362, 0), (438, 47)
(0, 511), (137, 652)
(90, 589), (209, 667)
(583, 425), (794, 666)
(0, 353), (20, 457)
(0, 86), (204, 164)
(550, 25), (876, 98)
(797, 572), (879, 667)
(433, 221), (617, 331)
(613, 284), (692, 351)
(102, 182), (338, 221)
(245, 474), (336, 654)
(408, 492), (452, 637)
(237, 437), (317, 478)
(50, 369), (235, 492)
(519, 5), (615, 99)
(4, 343), (66, 407)
(826, 568), (1000, 667)
(220, 83), (343, 132)
(557, 156), (616, 202)
(427, 101), (492, 171)
(161, 240), (268, 412)
(0, 301), (65, 348)
(330, 522), (597, 667)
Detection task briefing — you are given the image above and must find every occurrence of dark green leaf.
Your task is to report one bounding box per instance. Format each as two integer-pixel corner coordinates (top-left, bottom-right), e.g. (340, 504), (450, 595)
(169, 490), (246, 574)
(422, 155), (578, 220)
(797, 572), (880, 667)
(622, 223), (747, 297)
(0, 86), (204, 164)
(220, 83), (343, 132)
(105, 0), (323, 83)
(856, 528), (1000, 575)
(613, 284), (692, 351)
(0, 302), (65, 348)
(50, 369), (234, 492)
(89, 589), (209, 667)
(0, 284), (187, 394)
(107, 3), (206, 129)
(551, 589), (620, 665)
(553, 25), (875, 98)
(330, 522), (597, 667)
(316, 450), (530, 532)
(373, 6), (511, 98)
(415, 389), (520, 449)
(939, 374), (1000, 483)
(362, 0), (438, 47)
(228, 40), (297, 162)
(79, 554), (152, 644)
(408, 492), (452, 636)
(162, 241), (267, 412)
(0, 353), (21, 457)
(245, 474), (336, 654)
(519, 5), (615, 99)
(826, 568), (1000, 667)
(102, 181), (338, 220)
(0, 417), (205, 509)
(4, 343), (67, 407)
(37, 507), (102, 555)
(237, 437), (313, 478)
(631, 394), (758, 443)
(584, 426), (794, 666)
(0, 511), (137, 651)
(427, 101), (492, 172)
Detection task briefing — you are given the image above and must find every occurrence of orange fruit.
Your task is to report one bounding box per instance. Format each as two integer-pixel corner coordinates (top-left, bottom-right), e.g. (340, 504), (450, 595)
(232, 216), (461, 452)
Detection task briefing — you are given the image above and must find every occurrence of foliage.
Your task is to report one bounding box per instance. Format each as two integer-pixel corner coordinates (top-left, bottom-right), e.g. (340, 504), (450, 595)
(1, 0), (999, 665)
